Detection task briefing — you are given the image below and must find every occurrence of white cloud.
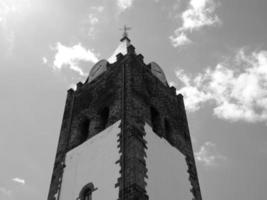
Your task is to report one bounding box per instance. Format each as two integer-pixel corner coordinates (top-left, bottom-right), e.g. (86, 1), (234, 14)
(80, 5), (104, 38)
(12, 177), (25, 185)
(52, 42), (98, 76)
(88, 7), (102, 37)
(87, 14), (99, 37)
(169, 32), (191, 47)
(195, 141), (226, 166)
(175, 49), (267, 123)
(88, 14), (99, 25)
(170, 0), (220, 47)
(175, 70), (211, 111)
(181, 0), (220, 32)
(117, 0), (135, 11)
(42, 57), (48, 64)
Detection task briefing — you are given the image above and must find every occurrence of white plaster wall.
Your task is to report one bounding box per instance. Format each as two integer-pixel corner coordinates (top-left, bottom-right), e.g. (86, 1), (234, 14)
(144, 124), (193, 200)
(59, 121), (121, 200)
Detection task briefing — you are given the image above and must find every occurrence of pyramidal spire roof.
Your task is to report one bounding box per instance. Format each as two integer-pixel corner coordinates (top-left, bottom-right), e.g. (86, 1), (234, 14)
(108, 25), (133, 63)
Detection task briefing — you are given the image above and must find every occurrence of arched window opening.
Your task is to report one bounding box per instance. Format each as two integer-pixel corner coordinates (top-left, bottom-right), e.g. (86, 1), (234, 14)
(80, 118), (90, 143)
(82, 188), (92, 200)
(150, 107), (161, 134)
(99, 107), (109, 130)
(79, 183), (95, 200)
(164, 119), (172, 142)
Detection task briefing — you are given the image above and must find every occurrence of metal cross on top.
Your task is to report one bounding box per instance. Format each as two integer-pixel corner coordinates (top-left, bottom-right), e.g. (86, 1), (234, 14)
(120, 25), (131, 39)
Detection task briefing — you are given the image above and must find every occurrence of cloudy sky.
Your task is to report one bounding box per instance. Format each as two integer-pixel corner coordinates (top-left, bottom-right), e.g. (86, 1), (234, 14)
(0, 0), (267, 199)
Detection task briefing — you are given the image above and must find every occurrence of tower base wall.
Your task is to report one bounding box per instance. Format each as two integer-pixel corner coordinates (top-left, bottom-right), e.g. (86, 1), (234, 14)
(58, 121), (121, 200)
(144, 124), (193, 200)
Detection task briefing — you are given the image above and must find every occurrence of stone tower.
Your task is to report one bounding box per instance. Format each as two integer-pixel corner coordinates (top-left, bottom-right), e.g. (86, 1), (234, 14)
(47, 33), (202, 200)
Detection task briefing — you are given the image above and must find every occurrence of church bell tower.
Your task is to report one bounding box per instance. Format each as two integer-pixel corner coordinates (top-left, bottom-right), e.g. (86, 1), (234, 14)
(48, 30), (202, 200)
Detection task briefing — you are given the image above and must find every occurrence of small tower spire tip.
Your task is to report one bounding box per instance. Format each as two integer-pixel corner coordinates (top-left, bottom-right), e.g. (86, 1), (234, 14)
(122, 25), (131, 38)
(120, 25), (131, 45)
